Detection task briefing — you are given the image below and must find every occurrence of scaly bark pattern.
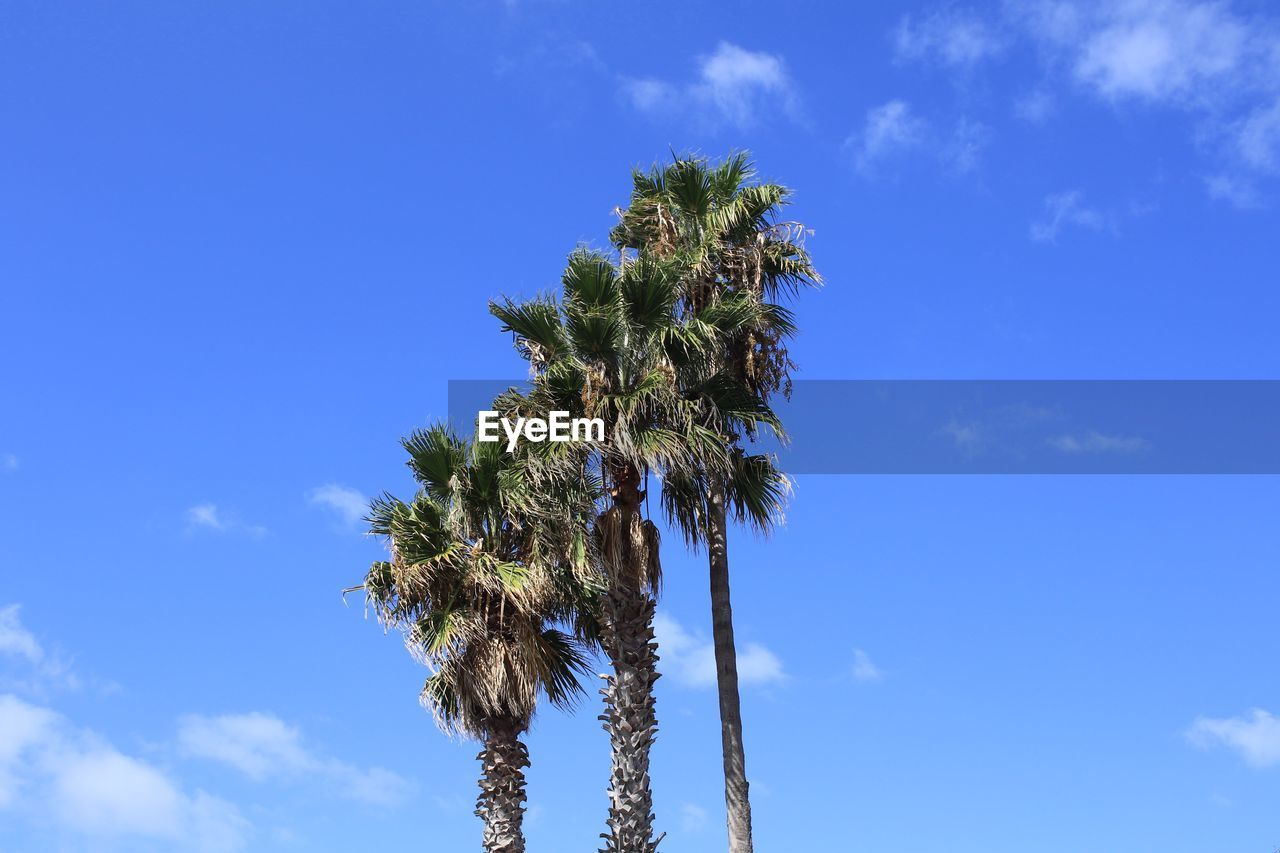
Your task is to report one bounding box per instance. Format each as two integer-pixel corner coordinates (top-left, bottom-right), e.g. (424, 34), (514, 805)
(598, 586), (661, 853)
(476, 720), (530, 853)
(597, 465), (664, 853)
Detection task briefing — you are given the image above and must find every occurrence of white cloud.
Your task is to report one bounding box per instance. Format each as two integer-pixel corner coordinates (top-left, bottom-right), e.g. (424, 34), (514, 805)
(947, 117), (991, 173)
(0, 693), (249, 851)
(623, 42), (799, 129)
(653, 612), (785, 689)
(1205, 172), (1263, 208)
(623, 79), (675, 113)
(851, 101), (988, 176)
(941, 419), (982, 450)
(178, 712), (410, 806)
(1, 453), (17, 471)
(737, 643), (786, 685)
(680, 802), (709, 833)
(1030, 190), (1108, 242)
(905, 1), (1280, 199)
(894, 7), (1006, 67)
(187, 503), (224, 530)
(0, 605), (42, 665)
(1047, 430), (1148, 453)
(1019, 0), (1280, 196)
(186, 504), (266, 538)
(1235, 97), (1280, 173)
(852, 100), (929, 174)
(307, 484), (369, 529)
(1187, 708), (1280, 767)
(1015, 89), (1058, 123)
(1069, 0), (1250, 104)
(0, 604), (81, 692)
(178, 713), (310, 781)
(853, 649), (883, 683)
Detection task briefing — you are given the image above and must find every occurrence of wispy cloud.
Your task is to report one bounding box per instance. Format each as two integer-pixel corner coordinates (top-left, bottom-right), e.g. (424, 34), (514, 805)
(1015, 89), (1058, 123)
(853, 648), (883, 683)
(941, 418), (983, 451)
(623, 42), (800, 129)
(185, 504), (266, 538)
(850, 100), (988, 176)
(1, 453), (17, 471)
(653, 612), (785, 689)
(851, 100), (928, 175)
(1030, 190), (1108, 242)
(947, 116), (991, 173)
(307, 483), (369, 529)
(897, 1), (1280, 201)
(1047, 430), (1148, 453)
(0, 693), (249, 851)
(680, 802), (709, 833)
(178, 712), (410, 806)
(1187, 708), (1280, 767)
(0, 604), (81, 692)
(894, 7), (1006, 68)
(1204, 172), (1264, 209)
(0, 605), (42, 665)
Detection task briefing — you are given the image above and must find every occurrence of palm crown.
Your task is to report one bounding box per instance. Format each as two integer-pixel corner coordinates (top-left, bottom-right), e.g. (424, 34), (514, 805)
(364, 424), (592, 739)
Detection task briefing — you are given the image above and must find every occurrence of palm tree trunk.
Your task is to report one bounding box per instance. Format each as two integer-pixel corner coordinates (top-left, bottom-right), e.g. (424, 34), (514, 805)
(599, 582), (661, 853)
(598, 467), (663, 853)
(476, 718), (530, 853)
(707, 474), (753, 853)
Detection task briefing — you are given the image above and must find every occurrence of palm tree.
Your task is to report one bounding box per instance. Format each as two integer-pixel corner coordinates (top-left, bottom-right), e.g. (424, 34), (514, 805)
(490, 249), (726, 853)
(611, 153), (821, 853)
(361, 424), (594, 853)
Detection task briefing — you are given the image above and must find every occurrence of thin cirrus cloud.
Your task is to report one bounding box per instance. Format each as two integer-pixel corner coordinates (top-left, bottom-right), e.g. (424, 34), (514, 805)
(1187, 708), (1280, 768)
(185, 503), (267, 538)
(178, 712), (411, 806)
(893, 6), (1006, 67)
(307, 483), (369, 529)
(1, 453), (17, 471)
(1047, 430), (1148, 453)
(0, 694), (249, 852)
(622, 42), (800, 129)
(852, 648), (883, 683)
(1029, 190), (1108, 243)
(849, 100), (989, 177)
(653, 612), (785, 689)
(894, 1), (1280, 205)
(679, 802), (709, 833)
(0, 604), (80, 692)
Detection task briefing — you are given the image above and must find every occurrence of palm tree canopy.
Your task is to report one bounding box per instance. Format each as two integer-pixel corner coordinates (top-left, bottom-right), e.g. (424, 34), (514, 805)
(364, 424), (594, 740)
(611, 152), (820, 410)
(608, 153), (821, 546)
(490, 247), (733, 508)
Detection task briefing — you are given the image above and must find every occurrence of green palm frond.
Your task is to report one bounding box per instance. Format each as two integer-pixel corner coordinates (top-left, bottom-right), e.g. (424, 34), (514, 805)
(490, 296), (566, 365)
(725, 452), (791, 534)
(562, 249), (620, 308)
(361, 418), (601, 743)
(402, 425), (465, 499)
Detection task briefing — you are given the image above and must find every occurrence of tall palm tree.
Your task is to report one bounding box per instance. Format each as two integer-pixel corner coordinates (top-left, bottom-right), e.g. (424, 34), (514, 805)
(361, 424), (594, 853)
(611, 153), (821, 853)
(490, 249), (726, 853)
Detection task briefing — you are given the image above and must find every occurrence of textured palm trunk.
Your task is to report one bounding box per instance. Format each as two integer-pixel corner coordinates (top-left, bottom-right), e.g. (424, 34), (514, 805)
(598, 467), (663, 853)
(475, 718), (530, 853)
(707, 475), (753, 853)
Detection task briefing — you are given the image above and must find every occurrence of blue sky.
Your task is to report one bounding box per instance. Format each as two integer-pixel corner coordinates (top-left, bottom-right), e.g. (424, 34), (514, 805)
(2, 1), (1279, 850)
